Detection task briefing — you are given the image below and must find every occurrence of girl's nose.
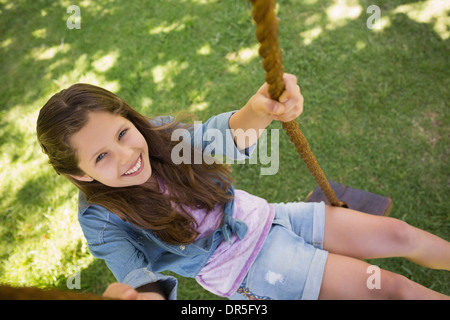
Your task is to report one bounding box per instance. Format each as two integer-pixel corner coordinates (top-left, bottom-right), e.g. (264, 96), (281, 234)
(117, 147), (133, 165)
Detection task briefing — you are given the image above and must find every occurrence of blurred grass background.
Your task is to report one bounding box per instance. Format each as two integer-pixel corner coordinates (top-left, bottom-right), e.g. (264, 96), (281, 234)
(0, 0), (448, 298)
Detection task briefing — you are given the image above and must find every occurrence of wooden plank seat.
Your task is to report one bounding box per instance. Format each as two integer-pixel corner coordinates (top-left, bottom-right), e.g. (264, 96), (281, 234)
(307, 181), (393, 216)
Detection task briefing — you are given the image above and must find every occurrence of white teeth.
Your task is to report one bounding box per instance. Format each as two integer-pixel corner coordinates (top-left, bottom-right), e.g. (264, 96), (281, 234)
(124, 156), (141, 175)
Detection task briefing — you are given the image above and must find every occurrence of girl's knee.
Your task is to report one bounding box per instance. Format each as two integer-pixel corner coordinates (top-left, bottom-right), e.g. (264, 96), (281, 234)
(380, 270), (414, 299)
(385, 218), (418, 254)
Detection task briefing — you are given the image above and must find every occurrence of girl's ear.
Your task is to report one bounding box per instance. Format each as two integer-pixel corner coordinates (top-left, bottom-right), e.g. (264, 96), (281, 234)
(70, 174), (94, 182)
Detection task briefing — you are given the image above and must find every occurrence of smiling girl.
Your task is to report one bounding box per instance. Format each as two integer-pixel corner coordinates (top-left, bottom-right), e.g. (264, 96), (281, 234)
(36, 74), (449, 300)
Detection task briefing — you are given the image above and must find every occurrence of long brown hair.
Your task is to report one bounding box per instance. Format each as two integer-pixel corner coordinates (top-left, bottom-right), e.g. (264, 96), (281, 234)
(36, 83), (233, 244)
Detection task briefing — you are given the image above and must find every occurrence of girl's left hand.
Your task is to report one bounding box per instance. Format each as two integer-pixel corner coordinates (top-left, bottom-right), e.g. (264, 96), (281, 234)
(250, 73), (304, 122)
(103, 282), (166, 300)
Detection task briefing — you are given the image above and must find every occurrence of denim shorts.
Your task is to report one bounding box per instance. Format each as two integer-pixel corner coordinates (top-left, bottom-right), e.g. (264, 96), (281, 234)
(229, 201), (328, 300)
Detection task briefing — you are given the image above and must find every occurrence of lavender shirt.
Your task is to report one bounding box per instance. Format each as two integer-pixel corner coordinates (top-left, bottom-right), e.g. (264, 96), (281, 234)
(159, 178), (274, 297)
(193, 190), (275, 297)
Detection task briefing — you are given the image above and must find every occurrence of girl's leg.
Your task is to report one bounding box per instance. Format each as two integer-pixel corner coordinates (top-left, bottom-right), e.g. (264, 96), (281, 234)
(323, 205), (450, 270)
(318, 253), (449, 299)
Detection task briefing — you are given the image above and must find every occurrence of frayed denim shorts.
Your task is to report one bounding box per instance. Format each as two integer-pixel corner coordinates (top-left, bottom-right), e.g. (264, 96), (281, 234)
(229, 201), (328, 300)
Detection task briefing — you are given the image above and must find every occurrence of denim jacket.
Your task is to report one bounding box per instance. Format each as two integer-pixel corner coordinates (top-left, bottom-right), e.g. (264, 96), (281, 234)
(78, 111), (255, 299)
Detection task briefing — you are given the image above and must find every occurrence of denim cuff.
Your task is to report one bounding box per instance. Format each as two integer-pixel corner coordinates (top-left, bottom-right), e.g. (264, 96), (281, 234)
(312, 201), (326, 249)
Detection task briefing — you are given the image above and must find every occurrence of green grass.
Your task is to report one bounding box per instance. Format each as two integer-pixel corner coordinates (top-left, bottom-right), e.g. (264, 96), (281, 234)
(0, 0), (448, 298)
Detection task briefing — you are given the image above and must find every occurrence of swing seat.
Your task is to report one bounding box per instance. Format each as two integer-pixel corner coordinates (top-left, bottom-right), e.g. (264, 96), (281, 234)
(307, 181), (392, 216)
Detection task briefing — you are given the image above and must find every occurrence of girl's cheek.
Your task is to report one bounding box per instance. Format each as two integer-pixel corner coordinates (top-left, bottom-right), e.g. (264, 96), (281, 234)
(97, 165), (114, 181)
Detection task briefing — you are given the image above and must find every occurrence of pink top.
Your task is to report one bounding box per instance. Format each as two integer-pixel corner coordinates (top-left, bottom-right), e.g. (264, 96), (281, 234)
(193, 190), (275, 297)
(158, 178), (275, 297)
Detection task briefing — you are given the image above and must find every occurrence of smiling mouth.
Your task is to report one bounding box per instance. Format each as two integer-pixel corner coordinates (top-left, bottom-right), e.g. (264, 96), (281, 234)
(123, 154), (143, 176)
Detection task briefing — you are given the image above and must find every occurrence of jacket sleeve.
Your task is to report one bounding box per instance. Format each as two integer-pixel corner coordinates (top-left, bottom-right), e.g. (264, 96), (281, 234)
(78, 204), (178, 300)
(153, 111), (256, 161)
(191, 110), (256, 160)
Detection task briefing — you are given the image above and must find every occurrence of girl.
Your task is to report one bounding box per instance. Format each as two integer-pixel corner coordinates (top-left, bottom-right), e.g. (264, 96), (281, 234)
(36, 74), (449, 300)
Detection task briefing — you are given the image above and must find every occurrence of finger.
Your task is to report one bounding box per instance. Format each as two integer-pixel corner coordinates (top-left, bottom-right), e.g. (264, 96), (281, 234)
(275, 97), (304, 122)
(121, 288), (139, 300)
(269, 100), (286, 116)
(280, 84), (301, 101)
(282, 92), (303, 114)
(281, 74), (299, 99)
(275, 109), (301, 122)
(274, 106), (298, 122)
(253, 92), (286, 115)
(281, 74), (303, 107)
(103, 283), (138, 300)
(256, 82), (270, 97)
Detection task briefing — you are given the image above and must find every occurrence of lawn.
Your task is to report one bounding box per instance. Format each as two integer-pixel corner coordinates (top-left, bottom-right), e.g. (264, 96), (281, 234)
(0, 0), (448, 299)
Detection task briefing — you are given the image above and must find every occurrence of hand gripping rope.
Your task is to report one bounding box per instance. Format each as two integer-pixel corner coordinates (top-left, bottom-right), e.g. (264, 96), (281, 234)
(249, 0), (348, 208)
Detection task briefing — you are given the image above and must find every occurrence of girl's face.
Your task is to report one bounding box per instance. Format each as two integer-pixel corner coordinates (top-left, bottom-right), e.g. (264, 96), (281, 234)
(69, 111), (152, 187)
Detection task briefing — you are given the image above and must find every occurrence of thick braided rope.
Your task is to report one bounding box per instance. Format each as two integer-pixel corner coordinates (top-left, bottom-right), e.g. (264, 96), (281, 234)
(250, 0), (347, 208)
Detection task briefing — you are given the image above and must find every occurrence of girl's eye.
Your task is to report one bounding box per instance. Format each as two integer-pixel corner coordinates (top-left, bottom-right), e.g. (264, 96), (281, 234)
(118, 129), (127, 140)
(96, 153), (105, 163)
